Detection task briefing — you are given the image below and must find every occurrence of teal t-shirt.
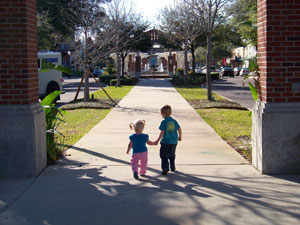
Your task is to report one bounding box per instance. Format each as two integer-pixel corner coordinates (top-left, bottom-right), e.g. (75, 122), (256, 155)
(159, 116), (180, 144)
(129, 133), (149, 154)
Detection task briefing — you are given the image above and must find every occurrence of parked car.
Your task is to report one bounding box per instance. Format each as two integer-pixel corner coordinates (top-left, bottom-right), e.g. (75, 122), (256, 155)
(233, 67), (242, 76)
(240, 68), (250, 76)
(93, 69), (104, 77)
(195, 67), (202, 73)
(202, 66), (216, 73)
(219, 66), (234, 78)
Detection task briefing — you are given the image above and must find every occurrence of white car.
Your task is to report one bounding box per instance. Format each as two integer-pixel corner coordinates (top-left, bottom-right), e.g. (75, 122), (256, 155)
(38, 52), (64, 101)
(195, 67), (202, 73)
(240, 68), (250, 76)
(201, 66), (216, 73)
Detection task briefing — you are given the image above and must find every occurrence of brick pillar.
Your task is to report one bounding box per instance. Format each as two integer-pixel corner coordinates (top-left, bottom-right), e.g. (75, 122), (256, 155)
(0, 0), (46, 177)
(253, 0), (300, 174)
(135, 55), (141, 78)
(168, 52), (173, 77)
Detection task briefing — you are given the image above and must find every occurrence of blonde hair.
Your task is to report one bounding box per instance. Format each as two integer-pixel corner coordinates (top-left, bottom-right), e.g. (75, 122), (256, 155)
(129, 119), (146, 133)
(160, 105), (172, 117)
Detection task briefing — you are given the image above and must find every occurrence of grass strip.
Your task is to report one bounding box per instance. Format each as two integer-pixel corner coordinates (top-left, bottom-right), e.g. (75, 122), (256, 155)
(57, 86), (133, 148)
(197, 109), (252, 162)
(175, 86), (252, 162)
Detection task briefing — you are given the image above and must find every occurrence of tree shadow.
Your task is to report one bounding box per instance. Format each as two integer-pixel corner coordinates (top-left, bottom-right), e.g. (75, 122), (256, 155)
(1, 144), (300, 225)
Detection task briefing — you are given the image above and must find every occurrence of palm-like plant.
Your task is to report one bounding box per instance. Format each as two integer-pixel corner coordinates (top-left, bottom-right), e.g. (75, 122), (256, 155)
(242, 57), (260, 101)
(41, 91), (67, 161)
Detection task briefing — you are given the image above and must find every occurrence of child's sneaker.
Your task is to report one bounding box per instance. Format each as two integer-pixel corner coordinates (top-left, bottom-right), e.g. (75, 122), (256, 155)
(133, 172), (139, 179)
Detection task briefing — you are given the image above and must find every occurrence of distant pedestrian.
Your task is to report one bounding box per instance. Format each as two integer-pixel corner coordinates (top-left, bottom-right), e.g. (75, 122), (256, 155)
(155, 105), (182, 175)
(126, 119), (156, 179)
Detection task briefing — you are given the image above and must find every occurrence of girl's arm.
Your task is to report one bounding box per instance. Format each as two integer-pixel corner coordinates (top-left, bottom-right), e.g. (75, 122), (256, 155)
(154, 130), (165, 145)
(147, 140), (156, 145)
(178, 127), (182, 141)
(126, 141), (133, 154)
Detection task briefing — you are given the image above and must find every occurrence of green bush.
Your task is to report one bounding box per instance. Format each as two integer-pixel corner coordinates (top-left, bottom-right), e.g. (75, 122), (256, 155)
(211, 72), (220, 80)
(171, 72), (219, 86)
(105, 67), (117, 75)
(110, 77), (139, 86)
(176, 68), (184, 76)
(110, 79), (117, 86)
(99, 75), (117, 85)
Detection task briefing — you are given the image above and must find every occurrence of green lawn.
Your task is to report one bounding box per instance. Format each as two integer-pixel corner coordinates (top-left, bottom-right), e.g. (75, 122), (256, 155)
(58, 109), (110, 147)
(92, 86), (133, 100)
(197, 109), (252, 161)
(176, 86), (225, 101)
(57, 86), (133, 148)
(175, 86), (252, 162)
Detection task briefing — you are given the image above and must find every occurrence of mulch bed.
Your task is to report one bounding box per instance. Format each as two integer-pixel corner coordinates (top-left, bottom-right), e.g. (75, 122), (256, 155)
(60, 99), (119, 110)
(188, 99), (248, 110)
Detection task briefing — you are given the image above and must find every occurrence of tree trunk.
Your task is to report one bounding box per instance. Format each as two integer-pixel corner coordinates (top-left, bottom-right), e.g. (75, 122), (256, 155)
(191, 43), (196, 74)
(121, 55), (125, 78)
(184, 42), (189, 86)
(206, 32), (212, 101)
(84, 29), (89, 102)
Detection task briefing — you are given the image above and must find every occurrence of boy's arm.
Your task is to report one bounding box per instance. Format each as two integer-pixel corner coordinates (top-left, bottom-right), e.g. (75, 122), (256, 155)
(126, 141), (133, 154)
(178, 127), (182, 141)
(154, 130), (165, 145)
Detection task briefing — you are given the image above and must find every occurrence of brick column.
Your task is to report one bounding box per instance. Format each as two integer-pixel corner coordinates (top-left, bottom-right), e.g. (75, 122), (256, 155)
(0, 0), (46, 177)
(168, 52), (173, 77)
(135, 55), (141, 78)
(253, 0), (300, 174)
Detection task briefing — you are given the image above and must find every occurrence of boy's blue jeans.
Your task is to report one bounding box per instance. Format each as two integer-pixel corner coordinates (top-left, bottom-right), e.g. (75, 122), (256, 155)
(160, 143), (177, 171)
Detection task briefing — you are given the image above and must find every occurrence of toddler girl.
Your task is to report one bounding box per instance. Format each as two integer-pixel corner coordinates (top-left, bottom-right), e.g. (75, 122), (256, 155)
(126, 119), (156, 179)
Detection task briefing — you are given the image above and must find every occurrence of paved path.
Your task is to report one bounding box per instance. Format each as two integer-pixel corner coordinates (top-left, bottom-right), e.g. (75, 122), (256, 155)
(1, 79), (300, 225)
(58, 77), (106, 106)
(212, 76), (255, 110)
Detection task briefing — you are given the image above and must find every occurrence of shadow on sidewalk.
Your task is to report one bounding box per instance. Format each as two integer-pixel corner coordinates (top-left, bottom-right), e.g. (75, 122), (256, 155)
(2, 144), (299, 225)
(48, 145), (299, 224)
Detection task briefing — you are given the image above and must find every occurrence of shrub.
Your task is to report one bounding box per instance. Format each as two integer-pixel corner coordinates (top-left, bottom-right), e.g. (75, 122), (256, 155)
(121, 77), (139, 85)
(211, 72), (220, 80)
(110, 77), (139, 86)
(105, 67), (117, 75)
(171, 72), (219, 86)
(99, 75), (117, 85)
(176, 68), (184, 76)
(110, 79), (117, 86)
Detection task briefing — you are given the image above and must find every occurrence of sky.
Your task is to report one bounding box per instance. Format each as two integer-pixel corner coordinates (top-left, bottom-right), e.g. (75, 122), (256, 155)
(131, 0), (175, 27)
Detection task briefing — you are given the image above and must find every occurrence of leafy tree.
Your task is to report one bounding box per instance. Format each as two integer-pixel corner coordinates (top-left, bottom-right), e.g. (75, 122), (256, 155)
(185, 0), (240, 100)
(103, 0), (149, 86)
(160, 2), (202, 85)
(37, 12), (55, 51)
(119, 22), (152, 77)
(37, 0), (78, 50)
(231, 0), (257, 46)
(71, 0), (109, 102)
(195, 24), (242, 66)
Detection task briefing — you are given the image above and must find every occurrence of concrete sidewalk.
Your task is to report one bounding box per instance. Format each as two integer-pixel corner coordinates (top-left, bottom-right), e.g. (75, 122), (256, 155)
(1, 79), (300, 225)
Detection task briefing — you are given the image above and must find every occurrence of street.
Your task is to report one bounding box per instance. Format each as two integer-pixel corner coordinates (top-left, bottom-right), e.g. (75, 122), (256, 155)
(58, 77), (104, 105)
(212, 76), (255, 110)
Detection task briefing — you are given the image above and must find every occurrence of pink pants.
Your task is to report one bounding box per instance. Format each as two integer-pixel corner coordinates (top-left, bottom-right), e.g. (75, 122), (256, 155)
(131, 152), (148, 175)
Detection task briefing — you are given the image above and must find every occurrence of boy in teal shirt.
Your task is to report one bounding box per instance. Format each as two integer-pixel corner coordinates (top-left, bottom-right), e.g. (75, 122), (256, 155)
(155, 105), (182, 175)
